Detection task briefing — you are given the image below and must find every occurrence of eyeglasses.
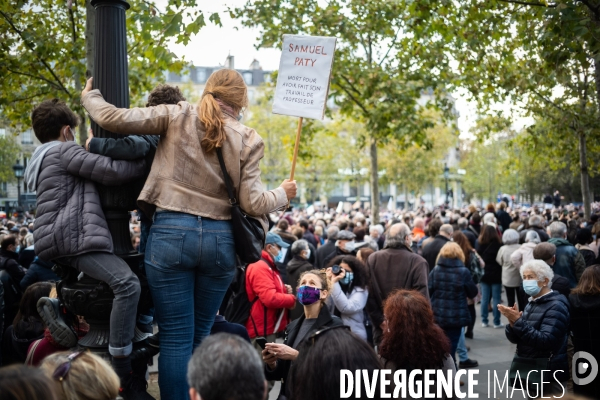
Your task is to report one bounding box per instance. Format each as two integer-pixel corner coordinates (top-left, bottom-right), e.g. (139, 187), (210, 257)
(306, 325), (351, 346)
(52, 350), (86, 382)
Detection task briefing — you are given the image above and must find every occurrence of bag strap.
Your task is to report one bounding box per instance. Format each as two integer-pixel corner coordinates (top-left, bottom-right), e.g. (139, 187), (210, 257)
(216, 147), (237, 204)
(25, 339), (42, 366)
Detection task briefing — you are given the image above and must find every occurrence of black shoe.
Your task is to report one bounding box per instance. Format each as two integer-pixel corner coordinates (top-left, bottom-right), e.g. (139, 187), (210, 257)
(458, 359), (479, 369)
(119, 373), (155, 400)
(464, 331), (473, 339)
(136, 323), (153, 335)
(37, 297), (78, 348)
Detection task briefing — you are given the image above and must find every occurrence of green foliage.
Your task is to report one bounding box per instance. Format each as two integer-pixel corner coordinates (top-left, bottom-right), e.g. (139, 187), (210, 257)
(0, 136), (22, 184)
(0, 0), (217, 132)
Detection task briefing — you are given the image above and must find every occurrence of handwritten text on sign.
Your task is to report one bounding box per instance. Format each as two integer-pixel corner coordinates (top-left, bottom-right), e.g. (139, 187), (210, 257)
(273, 35), (337, 120)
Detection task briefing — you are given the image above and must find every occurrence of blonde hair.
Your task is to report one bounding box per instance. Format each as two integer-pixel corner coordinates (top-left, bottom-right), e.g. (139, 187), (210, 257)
(437, 242), (465, 263)
(198, 69), (248, 152)
(40, 351), (119, 400)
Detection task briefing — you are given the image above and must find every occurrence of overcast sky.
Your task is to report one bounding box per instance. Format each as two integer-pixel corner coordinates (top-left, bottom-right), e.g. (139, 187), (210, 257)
(166, 1), (524, 138)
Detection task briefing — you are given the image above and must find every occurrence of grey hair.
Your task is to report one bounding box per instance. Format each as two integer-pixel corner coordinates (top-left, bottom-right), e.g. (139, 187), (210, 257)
(520, 260), (554, 282)
(502, 229), (520, 245)
(525, 231), (541, 244)
(384, 223), (411, 249)
(326, 225), (340, 240)
(529, 214), (543, 228)
(457, 217), (468, 230)
(291, 239), (309, 256)
(439, 224), (454, 236)
(483, 213), (497, 225)
(548, 221), (567, 239)
(187, 333), (265, 400)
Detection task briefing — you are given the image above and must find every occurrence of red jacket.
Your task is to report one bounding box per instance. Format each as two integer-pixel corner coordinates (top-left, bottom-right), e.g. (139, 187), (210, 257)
(245, 250), (296, 338)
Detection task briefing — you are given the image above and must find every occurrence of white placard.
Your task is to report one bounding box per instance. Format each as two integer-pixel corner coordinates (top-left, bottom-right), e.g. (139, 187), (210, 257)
(272, 34), (337, 120)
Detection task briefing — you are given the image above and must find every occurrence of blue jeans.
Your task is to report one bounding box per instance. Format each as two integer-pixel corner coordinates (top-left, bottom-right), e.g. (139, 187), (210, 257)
(456, 327), (468, 362)
(480, 282), (502, 326)
(145, 211), (236, 400)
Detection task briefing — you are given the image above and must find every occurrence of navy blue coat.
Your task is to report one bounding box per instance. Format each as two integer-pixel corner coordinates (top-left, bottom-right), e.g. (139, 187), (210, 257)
(428, 257), (479, 328)
(506, 291), (570, 383)
(20, 257), (59, 290)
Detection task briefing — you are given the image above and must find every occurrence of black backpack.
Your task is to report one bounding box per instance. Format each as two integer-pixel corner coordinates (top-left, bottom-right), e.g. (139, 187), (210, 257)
(223, 261), (268, 336)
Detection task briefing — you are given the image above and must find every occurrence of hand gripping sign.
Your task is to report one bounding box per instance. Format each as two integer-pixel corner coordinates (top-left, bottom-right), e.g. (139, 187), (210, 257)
(272, 34), (337, 181)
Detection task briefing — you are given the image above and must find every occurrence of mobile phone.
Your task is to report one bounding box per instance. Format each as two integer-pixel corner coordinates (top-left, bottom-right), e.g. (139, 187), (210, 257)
(256, 337), (267, 350)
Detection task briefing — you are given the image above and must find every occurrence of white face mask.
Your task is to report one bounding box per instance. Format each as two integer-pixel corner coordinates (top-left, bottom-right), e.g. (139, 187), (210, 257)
(304, 249), (311, 259)
(63, 126), (75, 142)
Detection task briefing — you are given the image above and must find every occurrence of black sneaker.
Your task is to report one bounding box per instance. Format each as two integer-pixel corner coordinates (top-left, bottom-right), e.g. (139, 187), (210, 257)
(37, 297), (78, 348)
(458, 359), (479, 369)
(119, 373), (155, 400)
(464, 331), (473, 339)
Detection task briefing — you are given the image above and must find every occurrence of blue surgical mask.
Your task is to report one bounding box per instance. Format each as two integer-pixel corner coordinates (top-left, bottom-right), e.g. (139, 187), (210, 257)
(340, 272), (354, 286)
(273, 248), (284, 263)
(523, 280), (542, 296)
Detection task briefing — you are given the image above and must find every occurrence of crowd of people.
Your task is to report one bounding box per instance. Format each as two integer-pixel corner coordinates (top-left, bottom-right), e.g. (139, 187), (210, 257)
(0, 69), (599, 400)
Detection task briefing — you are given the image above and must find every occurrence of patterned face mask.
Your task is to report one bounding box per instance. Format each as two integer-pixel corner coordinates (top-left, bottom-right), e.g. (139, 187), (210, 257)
(297, 285), (321, 305)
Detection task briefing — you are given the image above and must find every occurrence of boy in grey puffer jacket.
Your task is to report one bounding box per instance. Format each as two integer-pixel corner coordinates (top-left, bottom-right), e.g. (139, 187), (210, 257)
(24, 98), (152, 400)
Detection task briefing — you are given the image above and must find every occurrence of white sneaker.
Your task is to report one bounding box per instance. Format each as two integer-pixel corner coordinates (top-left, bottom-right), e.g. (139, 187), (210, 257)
(481, 322), (489, 328)
(493, 323), (505, 329)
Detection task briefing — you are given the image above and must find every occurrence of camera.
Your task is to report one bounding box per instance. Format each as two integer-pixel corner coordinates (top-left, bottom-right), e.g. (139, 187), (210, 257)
(331, 264), (343, 275)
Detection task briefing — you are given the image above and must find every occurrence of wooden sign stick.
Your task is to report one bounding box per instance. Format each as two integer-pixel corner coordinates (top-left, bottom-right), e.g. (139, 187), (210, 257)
(289, 117), (303, 181)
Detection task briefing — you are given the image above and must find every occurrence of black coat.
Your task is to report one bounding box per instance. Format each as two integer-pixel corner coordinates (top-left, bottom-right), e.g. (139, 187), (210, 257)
(264, 305), (343, 399)
(506, 291), (570, 383)
(0, 249), (25, 287)
(496, 210), (512, 232)
(422, 235), (451, 271)
(316, 240), (336, 269)
(569, 293), (600, 398)
(476, 242), (502, 284)
(519, 227), (549, 244)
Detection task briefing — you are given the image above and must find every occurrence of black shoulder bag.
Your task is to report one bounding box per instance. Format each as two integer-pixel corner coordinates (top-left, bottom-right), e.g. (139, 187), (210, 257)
(216, 147), (265, 264)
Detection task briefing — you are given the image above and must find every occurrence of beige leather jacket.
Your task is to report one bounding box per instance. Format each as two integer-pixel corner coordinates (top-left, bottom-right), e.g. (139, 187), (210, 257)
(82, 90), (287, 232)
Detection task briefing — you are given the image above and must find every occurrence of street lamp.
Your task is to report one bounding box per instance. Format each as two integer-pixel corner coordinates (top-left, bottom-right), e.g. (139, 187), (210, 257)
(12, 160), (24, 208)
(444, 163), (449, 205)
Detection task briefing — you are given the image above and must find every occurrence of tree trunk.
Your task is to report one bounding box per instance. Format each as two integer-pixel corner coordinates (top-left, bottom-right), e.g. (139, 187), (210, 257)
(579, 131), (591, 219)
(369, 136), (380, 223)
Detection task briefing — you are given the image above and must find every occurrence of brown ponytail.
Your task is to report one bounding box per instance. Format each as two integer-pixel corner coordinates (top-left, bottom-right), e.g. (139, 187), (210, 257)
(198, 69), (248, 152)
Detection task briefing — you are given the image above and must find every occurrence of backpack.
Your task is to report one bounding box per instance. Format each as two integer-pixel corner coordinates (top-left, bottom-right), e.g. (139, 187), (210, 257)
(223, 262), (268, 336)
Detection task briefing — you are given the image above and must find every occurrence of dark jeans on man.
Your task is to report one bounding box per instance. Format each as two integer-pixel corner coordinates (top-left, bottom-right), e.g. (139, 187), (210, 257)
(58, 252), (140, 357)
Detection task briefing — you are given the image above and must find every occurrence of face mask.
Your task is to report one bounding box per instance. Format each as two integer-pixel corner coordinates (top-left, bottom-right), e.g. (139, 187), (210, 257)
(343, 242), (356, 253)
(522, 280), (542, 296)
(304, 249), (311, 259)
(405, 238), (413, 248)
(64, 126), (75, 142)
(340, 272), (354, 286)
(270, 245), (283, 263)
(297, 286), (321, 305)
(237, 113), (243, 121)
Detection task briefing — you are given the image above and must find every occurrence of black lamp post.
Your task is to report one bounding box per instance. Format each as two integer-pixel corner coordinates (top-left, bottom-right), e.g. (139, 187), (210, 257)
(444, 163), (449, 205)
(12, 160), (24, 208)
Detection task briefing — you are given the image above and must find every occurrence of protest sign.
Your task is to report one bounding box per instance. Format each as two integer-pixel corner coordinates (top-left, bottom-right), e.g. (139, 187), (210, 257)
(272, 34), (336, 182)
(273, 34), (337, 120)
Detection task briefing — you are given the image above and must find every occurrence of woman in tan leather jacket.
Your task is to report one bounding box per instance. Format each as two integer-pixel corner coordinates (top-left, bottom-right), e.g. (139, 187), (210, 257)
(81, 69), (297, 400)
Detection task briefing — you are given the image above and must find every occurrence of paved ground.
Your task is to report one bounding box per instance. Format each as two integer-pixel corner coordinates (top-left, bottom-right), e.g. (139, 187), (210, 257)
(147, 291), (532, 400)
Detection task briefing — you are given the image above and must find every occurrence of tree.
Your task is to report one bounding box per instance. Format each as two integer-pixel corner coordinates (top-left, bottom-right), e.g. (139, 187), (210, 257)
(0, 0), (218, 141)
(442, 0), (600, 217)
(0, 136), (23, 186)
(379, 110), (458, 207)
(231, 0), (455, 222)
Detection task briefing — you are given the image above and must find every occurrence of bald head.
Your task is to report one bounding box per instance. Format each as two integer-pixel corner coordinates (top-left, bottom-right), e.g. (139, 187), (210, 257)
(389, 223), (411, 239)
(413, 218), (425, 229)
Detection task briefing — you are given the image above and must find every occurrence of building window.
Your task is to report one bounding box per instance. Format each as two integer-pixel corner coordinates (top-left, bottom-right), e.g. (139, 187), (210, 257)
(196, 68), (207, 83)
(243, 72), (253, 86)
(263, 73), (271, 83)
(21, 129), (33, 144)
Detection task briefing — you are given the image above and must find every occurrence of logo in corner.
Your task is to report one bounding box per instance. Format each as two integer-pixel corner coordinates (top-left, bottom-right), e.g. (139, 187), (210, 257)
(572, 351), (598, 386)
